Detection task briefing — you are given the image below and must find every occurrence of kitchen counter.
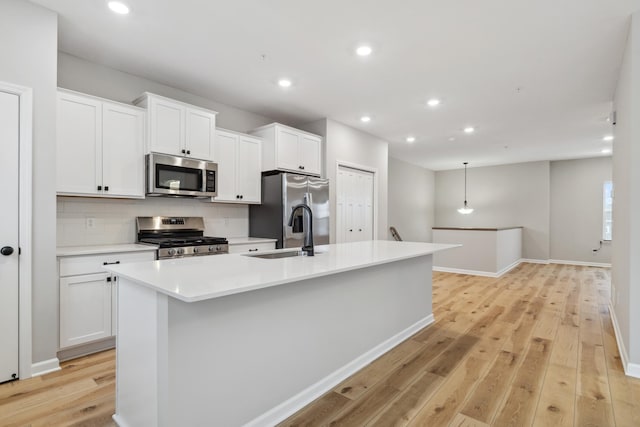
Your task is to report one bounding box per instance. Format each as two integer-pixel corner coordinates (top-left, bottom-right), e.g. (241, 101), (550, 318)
(56, 243), (156, 257)
(105, 240), (456, 302)
(109, 240), (456, 427)
(226, 236), (277, 245)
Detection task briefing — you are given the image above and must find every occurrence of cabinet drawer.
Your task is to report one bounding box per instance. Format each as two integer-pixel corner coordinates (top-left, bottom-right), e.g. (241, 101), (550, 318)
(228, 242), (276, 254)
(59, 251), (155, 277)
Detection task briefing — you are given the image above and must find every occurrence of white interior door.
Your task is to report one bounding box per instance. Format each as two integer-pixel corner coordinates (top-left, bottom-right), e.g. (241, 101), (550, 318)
(0, 90), (20, 382)
(336, 165), (375, 243)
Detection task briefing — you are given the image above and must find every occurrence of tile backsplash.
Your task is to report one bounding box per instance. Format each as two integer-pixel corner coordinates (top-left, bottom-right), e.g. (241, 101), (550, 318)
(57, 196), (249, 247)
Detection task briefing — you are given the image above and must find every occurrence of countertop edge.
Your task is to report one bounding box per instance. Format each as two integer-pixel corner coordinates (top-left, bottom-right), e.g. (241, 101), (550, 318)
(56, 244), (157, 257)
(106, 243), (461, 303)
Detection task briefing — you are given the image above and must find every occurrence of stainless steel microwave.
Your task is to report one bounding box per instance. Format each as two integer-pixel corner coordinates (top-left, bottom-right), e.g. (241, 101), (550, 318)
(146, 153), (217, 198)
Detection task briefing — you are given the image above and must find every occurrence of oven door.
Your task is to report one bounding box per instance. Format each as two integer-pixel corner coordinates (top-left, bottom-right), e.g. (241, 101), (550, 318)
(147, 153), (217, 197)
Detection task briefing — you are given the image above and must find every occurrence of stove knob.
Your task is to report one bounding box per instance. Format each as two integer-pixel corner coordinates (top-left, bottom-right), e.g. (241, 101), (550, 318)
(177, 248), (184, 255)
(167, 248), (176, 256)
(216, 245), (222, 251)
(208, 246), (216, 252)
(193, 247), (199, 254)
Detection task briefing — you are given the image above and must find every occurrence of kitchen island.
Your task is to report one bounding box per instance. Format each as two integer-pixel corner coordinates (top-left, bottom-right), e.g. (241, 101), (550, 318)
(105, 240), (456, 427)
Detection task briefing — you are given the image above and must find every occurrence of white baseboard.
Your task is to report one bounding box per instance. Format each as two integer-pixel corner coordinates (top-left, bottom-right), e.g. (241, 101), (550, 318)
(433, 259), (521, 278)
(31, 357), (60, 377)
(608, 302), (640, 379)
(549, 259), (612, 268)
(244, 314), (436, 427)
(433, 266), (500, 278)
(520, 258), (550, 264)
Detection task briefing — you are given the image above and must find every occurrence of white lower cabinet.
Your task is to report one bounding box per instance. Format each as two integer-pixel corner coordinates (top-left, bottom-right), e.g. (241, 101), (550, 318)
(228, 241), (276, 254)
(58, 250), (155, 349)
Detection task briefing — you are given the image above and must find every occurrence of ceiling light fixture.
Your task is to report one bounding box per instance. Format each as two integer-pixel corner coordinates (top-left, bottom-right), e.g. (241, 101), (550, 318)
(427, 99), (441, 107)
(107, 1), (130, 14)
(360, 116), (371, 123)
(464, 127), (475, 134)
(356, 45), (373, 56)
(603, 135), (614, 142)
(406, 136), (416, 143)
(277, 78), (292, 88)
(457, 162), (474, 215)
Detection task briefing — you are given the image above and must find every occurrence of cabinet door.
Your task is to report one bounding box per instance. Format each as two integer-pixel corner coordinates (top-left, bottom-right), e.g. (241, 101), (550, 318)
(57, 92), (102, 195)
(102, 103), (145, 198)
(299, 134), (322, 176)
(185, 107), (216, 161)
(275, 127), (301, 172)
(236, 136), (262, 203)
(60, 273), (112, 348)
(212, 130), (238, 202)
(148, 96), (184, 156)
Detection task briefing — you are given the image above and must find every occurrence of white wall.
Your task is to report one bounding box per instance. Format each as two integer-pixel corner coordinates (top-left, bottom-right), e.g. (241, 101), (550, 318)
(435, 161), (551, 260)
(57, 198), (249, 246)
(550, 157), (612, 264)
(58, 52), (274, 133)
(317, 119), (389, 242)
(0, 0), (58, 364)
(388, 157), (435, 242)
(612, 11), (640, 372)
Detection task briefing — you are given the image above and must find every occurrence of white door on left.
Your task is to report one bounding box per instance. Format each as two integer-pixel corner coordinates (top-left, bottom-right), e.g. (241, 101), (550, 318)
(0, 90), (20, 382)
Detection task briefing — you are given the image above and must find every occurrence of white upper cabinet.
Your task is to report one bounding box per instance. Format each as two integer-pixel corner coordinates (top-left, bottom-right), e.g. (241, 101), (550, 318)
(250, 123), (322, 176)
(135, 93), (217, 161)
(57, 89), (145, 199)
(212, 129), (262, 204)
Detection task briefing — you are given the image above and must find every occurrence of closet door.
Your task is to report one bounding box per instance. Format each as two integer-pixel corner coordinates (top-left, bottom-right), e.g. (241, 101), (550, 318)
(336, 166), (375, 243)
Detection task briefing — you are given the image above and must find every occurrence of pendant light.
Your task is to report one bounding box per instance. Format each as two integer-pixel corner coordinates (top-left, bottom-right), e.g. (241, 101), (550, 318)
(457, 162), (474, 214)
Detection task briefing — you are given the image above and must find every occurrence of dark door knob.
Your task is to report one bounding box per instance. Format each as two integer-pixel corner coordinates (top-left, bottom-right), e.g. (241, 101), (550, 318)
(1, 246), (14, 256)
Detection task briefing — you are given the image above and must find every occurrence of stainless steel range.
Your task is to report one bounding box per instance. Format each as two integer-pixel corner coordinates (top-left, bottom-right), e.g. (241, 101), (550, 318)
(136, 216), (228, 259)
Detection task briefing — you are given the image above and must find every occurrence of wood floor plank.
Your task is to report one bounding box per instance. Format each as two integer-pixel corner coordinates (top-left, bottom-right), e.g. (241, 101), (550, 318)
(279, 392), (351, 427)
(334, 338), (423, 400)
(448, 413), (490, 427)
(576, 341), (615, 427)
(328, 383), (400, 426)
(366, 372), (444, 427)
(406, 356), (492, 427)
(531, 363), (576, 427)
(459, 350), (519, 423)
(492, 337), (552, 427)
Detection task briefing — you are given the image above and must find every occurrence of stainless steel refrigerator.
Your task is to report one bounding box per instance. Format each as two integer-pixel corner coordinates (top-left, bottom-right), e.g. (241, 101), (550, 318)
(249, 172), (330, 249)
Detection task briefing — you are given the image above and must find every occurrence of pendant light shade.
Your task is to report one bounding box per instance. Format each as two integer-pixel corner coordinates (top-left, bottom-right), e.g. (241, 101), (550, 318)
(457, 162), (474, 214)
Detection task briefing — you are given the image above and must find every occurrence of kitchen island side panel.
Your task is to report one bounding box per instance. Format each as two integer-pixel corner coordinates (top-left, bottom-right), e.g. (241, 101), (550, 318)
(164, 255), (432, 426)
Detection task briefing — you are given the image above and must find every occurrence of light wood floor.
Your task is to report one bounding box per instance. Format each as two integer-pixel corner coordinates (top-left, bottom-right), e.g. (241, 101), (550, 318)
(1, 263), (639, 426)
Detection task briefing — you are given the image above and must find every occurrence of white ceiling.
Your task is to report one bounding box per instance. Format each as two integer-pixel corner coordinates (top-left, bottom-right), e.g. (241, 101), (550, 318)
(32, 0), (640, 170)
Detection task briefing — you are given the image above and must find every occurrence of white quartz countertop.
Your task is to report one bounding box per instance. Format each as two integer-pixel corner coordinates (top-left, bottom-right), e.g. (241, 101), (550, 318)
(227, 237), (277, 245)
(56, 244), (157, 257)
(104, 240), (459, 302)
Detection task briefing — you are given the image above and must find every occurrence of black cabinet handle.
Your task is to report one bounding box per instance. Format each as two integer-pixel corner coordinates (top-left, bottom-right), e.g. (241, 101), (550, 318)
(349, 229), (353, 232)
(187, 150), (191, 155)
(248, 248), (258, 252)
(181, 149), (186, 154)
(103, 261), (121, 266)
(106, 276), (111, 282)
(104, 186), (109, 191)
(359, 229), (362, 231)
(240, 195), (243, 199)
(97, 185), (102, 191)
(1, 246), (14, 256)
(301, 166), (305, 170)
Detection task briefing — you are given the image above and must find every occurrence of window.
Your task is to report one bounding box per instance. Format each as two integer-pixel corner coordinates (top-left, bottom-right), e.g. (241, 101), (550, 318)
(603, 181), (613, 241)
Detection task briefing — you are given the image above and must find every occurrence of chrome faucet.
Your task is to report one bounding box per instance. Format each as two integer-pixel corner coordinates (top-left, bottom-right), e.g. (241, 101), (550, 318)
(288, 204), (314, 256)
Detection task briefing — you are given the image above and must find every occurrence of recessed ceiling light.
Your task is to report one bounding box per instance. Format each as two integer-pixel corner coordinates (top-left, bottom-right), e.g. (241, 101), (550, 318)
(360, 116), (371, 123)
(427, 99), (441, 107)
(356, 45), (373, 56)
(277, 78), (292, 88)
(108, 1), (130, 14)
(603, 135), (614, 141)
(464, 127), (475, 134)
(602, 148), (612, 154)
(406, 136), (416, 143)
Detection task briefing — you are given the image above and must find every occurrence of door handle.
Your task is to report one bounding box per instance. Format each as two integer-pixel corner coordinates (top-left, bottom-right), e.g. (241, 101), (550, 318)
(1, 246), (14, 256)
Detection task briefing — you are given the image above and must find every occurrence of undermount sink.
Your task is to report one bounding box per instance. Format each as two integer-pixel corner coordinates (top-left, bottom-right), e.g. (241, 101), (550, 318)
(243, 251), (306, 259)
